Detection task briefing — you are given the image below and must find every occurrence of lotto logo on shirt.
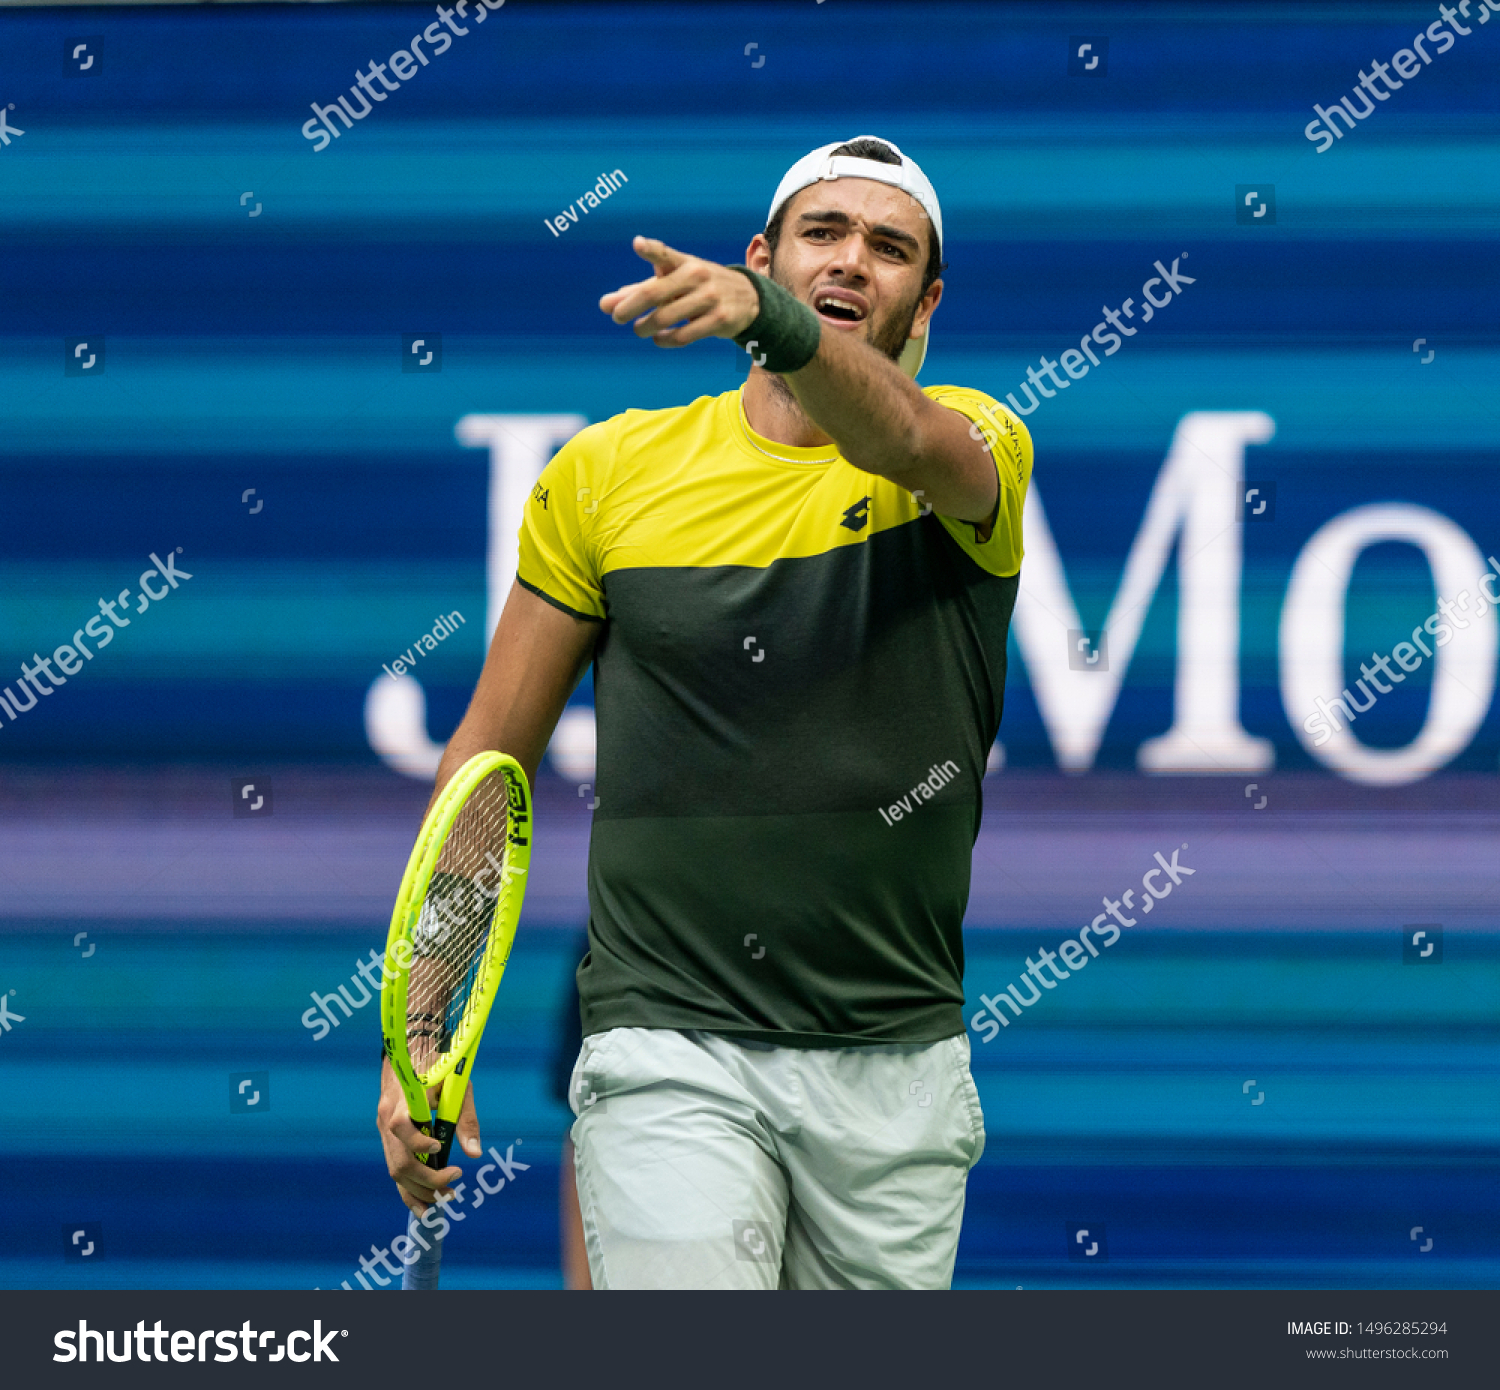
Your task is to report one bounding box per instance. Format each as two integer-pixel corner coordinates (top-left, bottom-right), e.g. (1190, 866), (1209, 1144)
(840, 496), (872, 532)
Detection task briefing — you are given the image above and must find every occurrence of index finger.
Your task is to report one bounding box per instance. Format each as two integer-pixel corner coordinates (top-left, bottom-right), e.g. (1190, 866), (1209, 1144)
(632, 235), (685, 271)
(387, 1103), (441, 1156)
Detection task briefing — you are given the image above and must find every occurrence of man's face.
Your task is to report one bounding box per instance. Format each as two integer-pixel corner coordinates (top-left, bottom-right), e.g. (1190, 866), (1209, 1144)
(748, 178), (941, 364)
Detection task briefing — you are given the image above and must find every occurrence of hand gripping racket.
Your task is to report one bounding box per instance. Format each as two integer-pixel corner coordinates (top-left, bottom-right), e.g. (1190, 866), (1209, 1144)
(381, 750), (532, 1291)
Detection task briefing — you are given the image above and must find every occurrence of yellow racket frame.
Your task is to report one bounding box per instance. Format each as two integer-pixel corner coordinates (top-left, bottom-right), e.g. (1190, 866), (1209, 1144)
(380, 751), (532, 1159)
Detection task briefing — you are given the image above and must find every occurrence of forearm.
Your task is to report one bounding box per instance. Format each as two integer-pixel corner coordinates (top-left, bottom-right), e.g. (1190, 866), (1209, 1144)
(425, 718), (531, 816)
(783, 325), (996, 523)
(784, 326), (933, 482)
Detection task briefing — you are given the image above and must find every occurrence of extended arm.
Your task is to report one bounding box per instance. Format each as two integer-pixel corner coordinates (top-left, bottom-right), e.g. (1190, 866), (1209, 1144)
(600, 235), (999, 526)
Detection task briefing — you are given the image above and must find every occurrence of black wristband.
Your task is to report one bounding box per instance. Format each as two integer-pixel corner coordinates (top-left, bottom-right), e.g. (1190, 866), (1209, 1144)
(728, 266), (823, 375)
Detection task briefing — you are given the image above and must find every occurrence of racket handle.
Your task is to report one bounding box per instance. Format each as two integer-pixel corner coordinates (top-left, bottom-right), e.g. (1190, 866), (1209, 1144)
(402, 1118), (457, 1290)
(402, 1210), (443, 1291)
(427, 1117), (457, 1169)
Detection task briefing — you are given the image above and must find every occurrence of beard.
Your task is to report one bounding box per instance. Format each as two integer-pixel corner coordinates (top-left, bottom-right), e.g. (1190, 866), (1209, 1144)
(762, 260), (923, 408)
(867, 285), (924, 362)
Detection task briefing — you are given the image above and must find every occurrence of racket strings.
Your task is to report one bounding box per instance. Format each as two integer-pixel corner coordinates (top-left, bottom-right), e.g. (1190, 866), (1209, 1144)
(406, 771), (515, 1078)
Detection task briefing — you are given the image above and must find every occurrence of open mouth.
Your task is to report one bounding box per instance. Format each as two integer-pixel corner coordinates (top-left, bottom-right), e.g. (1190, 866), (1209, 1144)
(813, 292), (868, 324)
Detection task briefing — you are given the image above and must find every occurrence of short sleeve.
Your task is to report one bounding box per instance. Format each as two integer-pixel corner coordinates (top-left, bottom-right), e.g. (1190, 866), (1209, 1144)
(515, 421), (611, 622)
(923, 385), (1032, 579)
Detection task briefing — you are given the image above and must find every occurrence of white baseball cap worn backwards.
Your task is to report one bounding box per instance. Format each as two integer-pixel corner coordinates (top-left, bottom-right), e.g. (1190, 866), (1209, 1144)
(766, 136), (942, 378)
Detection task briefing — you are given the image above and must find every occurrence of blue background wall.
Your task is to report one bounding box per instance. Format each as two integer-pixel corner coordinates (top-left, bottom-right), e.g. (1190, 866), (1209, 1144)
(0, 1), (1496, 1289)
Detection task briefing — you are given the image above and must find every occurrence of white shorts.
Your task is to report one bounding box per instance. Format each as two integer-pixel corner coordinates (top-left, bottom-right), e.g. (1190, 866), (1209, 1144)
(568, 1026), (986, 1289)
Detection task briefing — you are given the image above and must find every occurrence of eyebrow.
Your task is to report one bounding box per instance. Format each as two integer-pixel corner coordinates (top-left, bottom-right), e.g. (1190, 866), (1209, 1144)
(793, 208), (920, 254)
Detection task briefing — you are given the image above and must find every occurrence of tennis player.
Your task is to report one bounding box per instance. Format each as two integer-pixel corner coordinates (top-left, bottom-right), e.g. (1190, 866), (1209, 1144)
(377, 135), (1033, 1288)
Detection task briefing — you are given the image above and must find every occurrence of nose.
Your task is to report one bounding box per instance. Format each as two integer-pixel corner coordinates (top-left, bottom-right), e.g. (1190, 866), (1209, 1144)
(821, 231), (875, 283)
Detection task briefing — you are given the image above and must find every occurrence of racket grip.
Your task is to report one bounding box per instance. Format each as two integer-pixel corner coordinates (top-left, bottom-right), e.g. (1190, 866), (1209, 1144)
(402, 1118), (457, 1290)
(427, 1117), (457, 1169)
(402, 1210), (444, 1291)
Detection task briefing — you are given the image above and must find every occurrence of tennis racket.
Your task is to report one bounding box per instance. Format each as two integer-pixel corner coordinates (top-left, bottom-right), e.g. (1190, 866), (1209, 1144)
(381, 750), (532, 1291)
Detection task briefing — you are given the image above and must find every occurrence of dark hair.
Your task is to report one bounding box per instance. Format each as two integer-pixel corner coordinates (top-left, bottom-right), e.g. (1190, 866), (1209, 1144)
(763, 138), (946, 297)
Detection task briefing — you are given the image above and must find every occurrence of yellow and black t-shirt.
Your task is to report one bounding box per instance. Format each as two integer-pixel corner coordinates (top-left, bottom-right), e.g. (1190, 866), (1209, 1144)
(519, 384), (1032, 1046)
